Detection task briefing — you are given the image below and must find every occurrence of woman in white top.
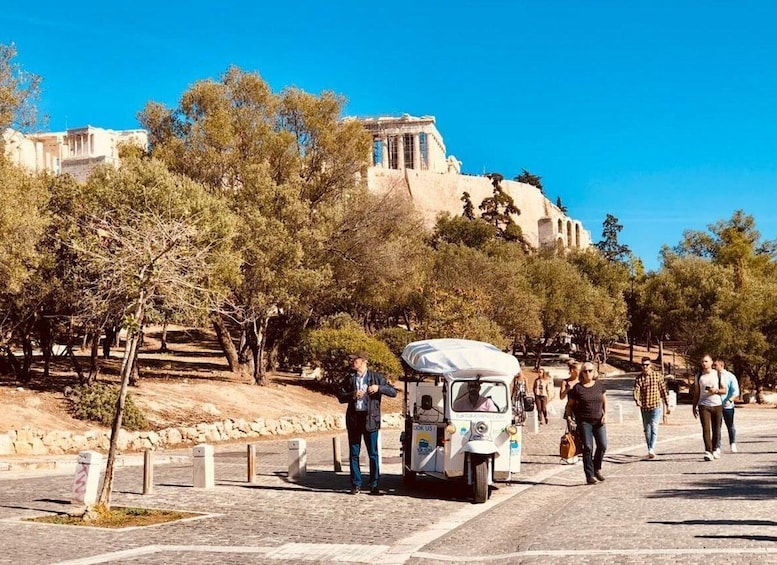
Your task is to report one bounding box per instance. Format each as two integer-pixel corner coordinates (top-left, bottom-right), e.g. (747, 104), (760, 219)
(533, 368), (554, 424)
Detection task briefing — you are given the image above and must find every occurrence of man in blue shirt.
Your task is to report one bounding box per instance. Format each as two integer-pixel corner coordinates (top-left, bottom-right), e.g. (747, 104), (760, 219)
(714, 358), (740, 453)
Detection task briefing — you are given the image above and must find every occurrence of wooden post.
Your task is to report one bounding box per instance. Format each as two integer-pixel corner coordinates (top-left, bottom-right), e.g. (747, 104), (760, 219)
(332, 436), (342, 472)
(142, 449), (153, 495)
(247, 443), (257, 483)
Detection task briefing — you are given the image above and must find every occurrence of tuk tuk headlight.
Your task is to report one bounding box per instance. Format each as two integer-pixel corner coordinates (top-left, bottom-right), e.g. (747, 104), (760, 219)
(474, 420), (489, 435)
(445, 424), (456, 436)
(506, 424), (518, 435)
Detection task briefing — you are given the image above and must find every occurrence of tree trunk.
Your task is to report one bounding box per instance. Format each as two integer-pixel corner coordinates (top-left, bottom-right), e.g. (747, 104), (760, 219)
(129, 327), (143, 387)
(212, 314), (241, 373)
(38, 315), (52, 381)
(159, 319), (169, 353)
(87, 332), (100, 384)
(103, 325), (116, 359)
(20, 338), (33, 385)
(98, 299), (144, 510)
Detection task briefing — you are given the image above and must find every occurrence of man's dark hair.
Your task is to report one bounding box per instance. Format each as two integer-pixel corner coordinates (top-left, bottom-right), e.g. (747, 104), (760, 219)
(641, 356), (651, 364)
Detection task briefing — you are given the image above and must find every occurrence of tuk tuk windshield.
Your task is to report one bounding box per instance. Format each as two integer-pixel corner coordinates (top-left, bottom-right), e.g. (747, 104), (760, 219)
(451, 380), (509, 413)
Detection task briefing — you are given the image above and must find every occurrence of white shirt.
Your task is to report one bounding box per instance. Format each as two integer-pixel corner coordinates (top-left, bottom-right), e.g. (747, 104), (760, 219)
(355, 372), (368, 411)
(697, 371), (723, 407)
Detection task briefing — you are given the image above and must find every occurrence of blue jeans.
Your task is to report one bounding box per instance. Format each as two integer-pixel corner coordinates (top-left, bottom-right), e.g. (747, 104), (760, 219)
(717, 406), (736, 449)
(640, 407), (662, 452)
(578, 420), (607, 480)
(348, 412), (380, 489)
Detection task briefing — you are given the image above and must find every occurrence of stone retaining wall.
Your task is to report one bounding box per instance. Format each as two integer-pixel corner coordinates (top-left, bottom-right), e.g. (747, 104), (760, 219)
(0, 413), (404, 457)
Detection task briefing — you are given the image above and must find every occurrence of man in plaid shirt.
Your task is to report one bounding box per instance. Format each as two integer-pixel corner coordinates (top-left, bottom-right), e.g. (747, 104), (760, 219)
(633, 356), (671, 459)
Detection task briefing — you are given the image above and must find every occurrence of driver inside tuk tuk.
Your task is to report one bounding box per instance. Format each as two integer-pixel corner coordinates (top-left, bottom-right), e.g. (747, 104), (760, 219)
(453, 380), (498, 412)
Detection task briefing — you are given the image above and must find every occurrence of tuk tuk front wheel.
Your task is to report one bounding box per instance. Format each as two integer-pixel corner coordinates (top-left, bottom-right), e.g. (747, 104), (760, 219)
(471, 454), (489, 503)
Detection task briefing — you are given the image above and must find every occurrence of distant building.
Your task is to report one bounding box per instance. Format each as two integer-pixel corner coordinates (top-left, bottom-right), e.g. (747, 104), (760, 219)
(2, 125), (148, 182)
(355, 114), (591, 251)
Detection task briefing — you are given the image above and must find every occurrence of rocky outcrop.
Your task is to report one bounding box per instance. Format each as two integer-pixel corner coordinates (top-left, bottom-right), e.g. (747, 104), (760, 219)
(0, 413), (404, 457)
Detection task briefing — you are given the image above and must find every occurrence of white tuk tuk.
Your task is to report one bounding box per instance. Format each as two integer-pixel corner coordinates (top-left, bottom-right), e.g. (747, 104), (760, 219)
(399, 338), (527, 503)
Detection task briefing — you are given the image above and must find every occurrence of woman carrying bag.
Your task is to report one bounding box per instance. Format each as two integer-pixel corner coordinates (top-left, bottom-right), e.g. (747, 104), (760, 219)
(564, 362), (607, 485)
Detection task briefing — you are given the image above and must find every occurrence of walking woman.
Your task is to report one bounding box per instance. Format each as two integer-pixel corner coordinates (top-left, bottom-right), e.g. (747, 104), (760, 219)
(533, 367), (554, 424)
(564, 362), (607, 485)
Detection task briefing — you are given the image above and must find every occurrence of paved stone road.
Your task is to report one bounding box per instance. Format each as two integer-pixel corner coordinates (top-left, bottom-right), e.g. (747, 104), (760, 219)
(0, 374), (775, 564)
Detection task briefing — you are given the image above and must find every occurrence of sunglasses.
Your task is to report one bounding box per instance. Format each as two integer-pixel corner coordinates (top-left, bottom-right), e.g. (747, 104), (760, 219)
(642, 363), (650, 366)
(581, 368), (594, 373)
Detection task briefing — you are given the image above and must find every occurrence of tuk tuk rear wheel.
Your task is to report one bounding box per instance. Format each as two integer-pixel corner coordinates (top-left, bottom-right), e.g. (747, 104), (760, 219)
(472, 455), (489, 503)
(402, 463), (416, 483)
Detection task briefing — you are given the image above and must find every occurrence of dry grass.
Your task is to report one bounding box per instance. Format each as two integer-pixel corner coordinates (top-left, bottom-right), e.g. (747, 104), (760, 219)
(27, 506), (200, 528)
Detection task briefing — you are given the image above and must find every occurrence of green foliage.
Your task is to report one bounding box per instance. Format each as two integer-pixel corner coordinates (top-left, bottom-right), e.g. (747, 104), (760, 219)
(513, 169), (544, 193)
(0, 43), (44, 132)
(0, 159), (49, 296)
(70, 383), (148, 431)
(304, 327), (402, 388)
(595, 213), (631, 263)
(478, 181), (522, 243)
(375, 327), (416, 358)
(432, 212), (496, 250)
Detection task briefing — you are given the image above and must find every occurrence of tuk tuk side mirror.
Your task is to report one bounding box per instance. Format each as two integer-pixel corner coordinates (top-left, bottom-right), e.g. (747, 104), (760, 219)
(421, 395), (433, 411)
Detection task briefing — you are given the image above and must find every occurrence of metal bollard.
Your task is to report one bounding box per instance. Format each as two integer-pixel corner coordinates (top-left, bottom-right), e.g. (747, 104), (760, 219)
(247, 443), (257, 483)
(288, 438), (307, 481)
(193, 444), (215, 489)
(71, 451), (102, 506)
(143, 449), (154, 495)
(332, 436), (342, 472)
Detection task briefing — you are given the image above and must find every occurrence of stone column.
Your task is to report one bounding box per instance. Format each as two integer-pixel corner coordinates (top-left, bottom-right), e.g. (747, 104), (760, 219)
(412, 134), (421, 170)
(381, 136), (389, 168)
(397, 135), (405, 170)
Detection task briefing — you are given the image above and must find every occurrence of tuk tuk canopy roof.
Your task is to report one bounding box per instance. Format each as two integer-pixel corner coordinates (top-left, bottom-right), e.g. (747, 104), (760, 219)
(401, 339), (521, 378)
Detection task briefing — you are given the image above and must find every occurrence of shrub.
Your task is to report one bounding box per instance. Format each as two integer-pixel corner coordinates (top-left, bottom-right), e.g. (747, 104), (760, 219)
(375, 327), (416, 358)
(70, 383), (149, 431)
(304, 327), (402, 390)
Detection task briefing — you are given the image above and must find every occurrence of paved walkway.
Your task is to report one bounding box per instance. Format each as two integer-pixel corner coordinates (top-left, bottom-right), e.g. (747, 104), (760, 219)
(0, 374), (775, 564)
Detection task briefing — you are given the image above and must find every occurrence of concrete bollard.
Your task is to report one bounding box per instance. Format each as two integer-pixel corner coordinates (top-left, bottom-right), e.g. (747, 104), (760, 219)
(247, 443), (257, 483)
(617, 403), (624, 424)
(193, 444), (215, 489)
(288, 438), (307, 481)
(332, 436), (342, 472)
(71, 451), (102, 506)
(526, 409), (539, 434)
(143, 449), (154, 495)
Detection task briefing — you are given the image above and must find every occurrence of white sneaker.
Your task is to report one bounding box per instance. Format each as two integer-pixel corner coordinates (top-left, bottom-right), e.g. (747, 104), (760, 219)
(730, 443), (738, 453)
(648, 450), (656, 459)
(712, 448), (721, 459)
(704, 451), (713, 461)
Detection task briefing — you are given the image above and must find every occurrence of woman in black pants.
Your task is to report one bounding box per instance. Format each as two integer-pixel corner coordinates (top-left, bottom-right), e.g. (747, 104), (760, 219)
(564, 362), (607, 485)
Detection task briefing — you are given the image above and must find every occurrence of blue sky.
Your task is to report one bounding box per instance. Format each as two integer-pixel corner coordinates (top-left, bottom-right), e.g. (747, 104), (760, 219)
(4, 1), (777, 271)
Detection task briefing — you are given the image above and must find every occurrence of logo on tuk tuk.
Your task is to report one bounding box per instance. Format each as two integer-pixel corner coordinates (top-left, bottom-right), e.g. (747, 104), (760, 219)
(415, 431), (434, 455)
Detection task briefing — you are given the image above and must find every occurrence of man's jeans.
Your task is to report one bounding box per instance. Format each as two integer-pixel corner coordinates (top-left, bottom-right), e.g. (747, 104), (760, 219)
(717, 406), (736, 449)
(699, 405), (723, 453)
(348, 412), (380, 489)
(578, 420), (607, 480)
(640, 407), (662, 452)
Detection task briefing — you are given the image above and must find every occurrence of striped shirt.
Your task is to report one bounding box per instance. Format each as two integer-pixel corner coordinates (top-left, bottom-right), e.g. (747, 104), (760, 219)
(633, 369), (668, 410)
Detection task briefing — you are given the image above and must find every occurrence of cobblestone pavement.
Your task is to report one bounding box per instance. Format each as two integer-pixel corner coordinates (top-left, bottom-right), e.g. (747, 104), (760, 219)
(0, 374), (775, 564)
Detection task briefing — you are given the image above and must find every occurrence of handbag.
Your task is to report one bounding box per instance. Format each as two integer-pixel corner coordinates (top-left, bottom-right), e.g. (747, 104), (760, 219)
(559, 428), (577, 459)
